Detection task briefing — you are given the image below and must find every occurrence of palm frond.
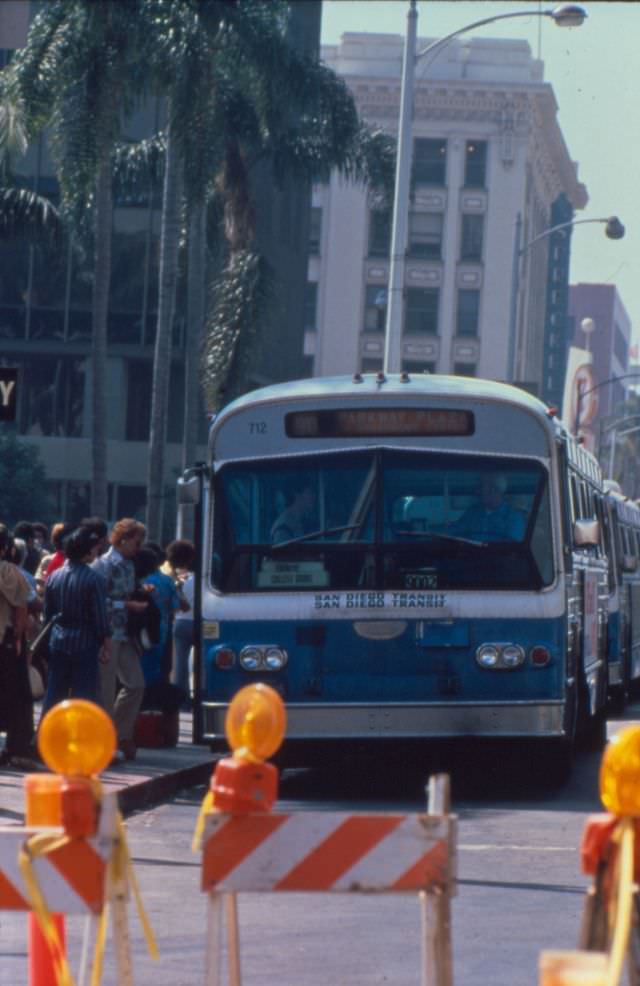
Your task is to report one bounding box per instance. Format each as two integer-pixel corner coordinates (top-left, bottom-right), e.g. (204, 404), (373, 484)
(0, 186), (62, 244)
(112, 133), (167, 199)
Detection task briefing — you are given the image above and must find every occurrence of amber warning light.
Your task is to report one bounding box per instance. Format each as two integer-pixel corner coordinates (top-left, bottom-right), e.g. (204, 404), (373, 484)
(286, 407), (474, 438)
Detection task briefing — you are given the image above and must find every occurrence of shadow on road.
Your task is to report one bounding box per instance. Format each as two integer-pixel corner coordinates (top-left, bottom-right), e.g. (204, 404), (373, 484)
(278, 736), (604, 813)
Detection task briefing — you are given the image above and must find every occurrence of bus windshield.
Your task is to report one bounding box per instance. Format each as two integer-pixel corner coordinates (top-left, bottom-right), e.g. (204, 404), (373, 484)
(213, 450), (553, 592)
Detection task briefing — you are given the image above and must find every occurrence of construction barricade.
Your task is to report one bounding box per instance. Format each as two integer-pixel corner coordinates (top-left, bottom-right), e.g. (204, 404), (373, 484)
(539, 724), (640, 986)
(0, 699), (157, 986)
(195, 683), (457, 986)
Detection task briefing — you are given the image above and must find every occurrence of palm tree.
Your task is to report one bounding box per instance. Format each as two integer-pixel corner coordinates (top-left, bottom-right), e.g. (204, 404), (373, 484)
(11, 0), (149, 519)
(142, 0), (393, 538)
(0, 65), (61, 243)
(199, 2), (395, 407)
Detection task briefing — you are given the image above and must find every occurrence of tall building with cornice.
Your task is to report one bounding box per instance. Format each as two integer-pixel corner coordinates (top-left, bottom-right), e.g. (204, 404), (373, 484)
(305, 32), (587, 393)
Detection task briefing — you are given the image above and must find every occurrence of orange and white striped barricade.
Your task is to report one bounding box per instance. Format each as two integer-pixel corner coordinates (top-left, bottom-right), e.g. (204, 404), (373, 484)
(0, 789), (154, 986)
(200, 776), (457, 986)
(0, 790), (118, 986)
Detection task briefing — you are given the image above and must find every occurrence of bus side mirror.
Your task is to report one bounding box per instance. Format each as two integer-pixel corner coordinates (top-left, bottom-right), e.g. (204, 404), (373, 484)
(573, 518), (600, 548)
(622, 554), (638, 573)
(177, 474), (200, 506)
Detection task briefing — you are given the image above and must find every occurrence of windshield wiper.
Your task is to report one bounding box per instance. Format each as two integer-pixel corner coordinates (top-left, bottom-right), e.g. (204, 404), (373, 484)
(392, 529), (488, 549)
(271, 524), (363, 550)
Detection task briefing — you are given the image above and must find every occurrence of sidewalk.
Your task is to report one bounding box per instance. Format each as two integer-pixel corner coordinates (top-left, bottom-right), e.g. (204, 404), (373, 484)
(0, 712), (216, 824)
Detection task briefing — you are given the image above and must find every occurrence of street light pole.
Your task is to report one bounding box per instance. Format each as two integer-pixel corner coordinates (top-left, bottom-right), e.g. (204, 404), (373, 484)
(508, 215), (625, 383)
(382, 3), (587, 375)
(383, 0), (418, 375)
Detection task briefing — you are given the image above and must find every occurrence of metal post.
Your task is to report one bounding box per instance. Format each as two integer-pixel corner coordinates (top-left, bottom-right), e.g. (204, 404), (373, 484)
(383, 0), (418, 374)
(575, 379), (583, 437)
(192, 462), (205, 745)
(608, 426), (616, 478)
(507, 213), (522, 382)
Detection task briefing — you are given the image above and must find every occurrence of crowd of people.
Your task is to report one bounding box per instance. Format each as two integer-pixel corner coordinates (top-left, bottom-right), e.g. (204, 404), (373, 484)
(0, 517), (195, 771)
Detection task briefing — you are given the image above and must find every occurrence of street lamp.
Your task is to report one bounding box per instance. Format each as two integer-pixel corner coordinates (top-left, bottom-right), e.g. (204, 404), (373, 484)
(382, 2), (587, 374)
(507, 215), (625, 383)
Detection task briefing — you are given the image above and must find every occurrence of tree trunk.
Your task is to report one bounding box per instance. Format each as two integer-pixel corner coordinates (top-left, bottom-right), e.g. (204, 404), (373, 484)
(91, 155), (112, 519)
(146, 113), (182, 541)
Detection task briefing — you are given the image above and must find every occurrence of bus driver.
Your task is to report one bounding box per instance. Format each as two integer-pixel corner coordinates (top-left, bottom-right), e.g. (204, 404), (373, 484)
(454, 473), (525, 542)
(271, 478), (317, 544)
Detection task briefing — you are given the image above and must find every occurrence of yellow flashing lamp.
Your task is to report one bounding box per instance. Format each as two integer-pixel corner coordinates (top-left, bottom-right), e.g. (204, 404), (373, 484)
(600, 725), (640, 816)
(225, 683), (286, 763)
(38, 699), (116, 778)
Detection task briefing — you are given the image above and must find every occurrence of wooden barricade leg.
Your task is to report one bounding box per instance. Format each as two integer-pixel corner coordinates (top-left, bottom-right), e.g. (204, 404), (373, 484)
(113, 885), (133, 986)
(225, 892), (242, 986)
(206, 892), (224, 986)
(628, 894), (640, 986)
(421, 774), (453, 986)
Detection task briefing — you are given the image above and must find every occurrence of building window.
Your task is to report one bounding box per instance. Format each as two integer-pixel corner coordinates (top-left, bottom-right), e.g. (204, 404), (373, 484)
(116, 484), (147, 521)
(454, 363), (476, 377)
(368, 209), (391, 257)
(460, 214), (484, 261)
(304, 282), (318, 332)
(126, 359), (184, 442)
(456, 289), (480, 337)
(361, 357), (383, 373)
(408, 212), (443, 259)
(363, 285), (387, 332)
(309, 207), (322, 254)
(464, 141), (487, 187)
(18, 356), (86, 438)
(405, 288), (439, 335)
(412, 138), (447, 185)
(402, 360), (436, 374)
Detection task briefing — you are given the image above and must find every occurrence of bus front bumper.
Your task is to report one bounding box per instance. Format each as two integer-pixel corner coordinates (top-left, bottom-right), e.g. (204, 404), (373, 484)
(202, 700), (567, 742)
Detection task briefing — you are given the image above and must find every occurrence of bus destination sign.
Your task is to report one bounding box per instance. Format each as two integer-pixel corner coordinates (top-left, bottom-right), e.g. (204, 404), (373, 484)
(286, 407), (474, 439)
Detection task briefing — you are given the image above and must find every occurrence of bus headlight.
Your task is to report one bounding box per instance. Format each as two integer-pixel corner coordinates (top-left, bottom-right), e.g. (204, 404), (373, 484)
(476, 645), (500, 668)
(239, 646), (263, 671)
(264, 647), (288, 671)
(501, 645), (525, 668)
(476, 643), (525, 670)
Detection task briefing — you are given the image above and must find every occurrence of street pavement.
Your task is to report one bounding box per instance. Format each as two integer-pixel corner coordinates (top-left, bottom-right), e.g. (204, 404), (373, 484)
(0, 711), (216, 824)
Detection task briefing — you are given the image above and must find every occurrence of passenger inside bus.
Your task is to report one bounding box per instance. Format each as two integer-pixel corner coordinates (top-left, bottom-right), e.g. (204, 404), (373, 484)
(453, 473), (526, 542)
(270, 477), (317, 544)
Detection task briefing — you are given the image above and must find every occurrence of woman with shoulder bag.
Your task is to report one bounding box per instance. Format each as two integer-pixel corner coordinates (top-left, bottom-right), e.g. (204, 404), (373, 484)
(40, 526), (111, 720)
(0, 525), (37, 770)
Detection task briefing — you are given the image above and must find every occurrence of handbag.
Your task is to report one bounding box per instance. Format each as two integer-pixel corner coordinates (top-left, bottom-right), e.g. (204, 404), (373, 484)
(28, 664), (45, 700)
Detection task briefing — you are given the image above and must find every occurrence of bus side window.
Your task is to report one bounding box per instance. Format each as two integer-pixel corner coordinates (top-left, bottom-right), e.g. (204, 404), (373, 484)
(569, 474), (579, 523)
(595, 494), (609, 561)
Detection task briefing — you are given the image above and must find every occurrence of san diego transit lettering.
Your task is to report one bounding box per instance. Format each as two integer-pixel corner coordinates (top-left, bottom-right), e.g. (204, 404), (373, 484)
(313, 592), (447, 610)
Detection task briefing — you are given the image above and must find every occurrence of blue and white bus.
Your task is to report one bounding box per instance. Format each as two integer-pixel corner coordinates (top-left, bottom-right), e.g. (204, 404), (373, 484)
(180, 374), (609, 775)
(603, 481), (640, 706)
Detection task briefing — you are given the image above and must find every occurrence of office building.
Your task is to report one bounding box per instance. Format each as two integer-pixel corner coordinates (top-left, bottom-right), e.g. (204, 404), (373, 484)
(305, 31), (587, 392)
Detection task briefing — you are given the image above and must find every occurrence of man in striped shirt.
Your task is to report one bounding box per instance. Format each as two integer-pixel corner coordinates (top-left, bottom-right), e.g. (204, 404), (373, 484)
(41, 526), (111, 720)
(92, 518), (148, 760)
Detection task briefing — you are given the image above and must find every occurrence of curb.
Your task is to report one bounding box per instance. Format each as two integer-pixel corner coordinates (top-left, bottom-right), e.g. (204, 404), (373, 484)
(117, 758), (216, 816)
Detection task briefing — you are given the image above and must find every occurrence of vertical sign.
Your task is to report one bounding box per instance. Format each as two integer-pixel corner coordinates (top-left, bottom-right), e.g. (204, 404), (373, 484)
(0, 368), (18, 422)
